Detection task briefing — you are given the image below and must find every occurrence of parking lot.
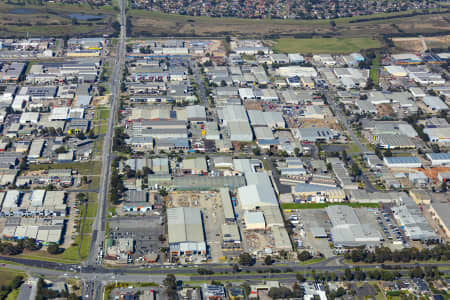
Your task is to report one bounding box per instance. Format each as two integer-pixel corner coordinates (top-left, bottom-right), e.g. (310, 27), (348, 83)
(108, 217), (164, 262)
(290, 209), (334, 257)
(355, 207), (410, 250)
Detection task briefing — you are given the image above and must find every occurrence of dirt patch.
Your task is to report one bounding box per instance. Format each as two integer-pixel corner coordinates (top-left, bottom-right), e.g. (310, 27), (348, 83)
(413, 167), (450, 181)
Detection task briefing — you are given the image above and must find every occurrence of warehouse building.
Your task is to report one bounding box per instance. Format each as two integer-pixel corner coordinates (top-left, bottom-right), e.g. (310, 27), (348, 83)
(296, 127), (337, 142)
(238, 172), (278, 210)
(173, 175), (246, 190)
(384, 156), (422, 168)
(375, 134), (414, 149)
(31, 190), (46, 207)
(272, 226), (293, 252)
(220, 188), (235, 222)
(426, 153), (450, 166)
(247, 110), (285, 129)
(423, 128), (450, 144)
(221, 223), (242, 253)
(167, 207), (206, 256)
(228, 121), (253, 142)
(326, 205), (383, 247)
(181, 157), (208, 174)
(244, 211), (266, 230)
(429, 202), (450, 239)
(28, 139), (45, 160)
(186, 105), (207, 122)
(392, 195), (439, 242)
(422, 96), (448, 112)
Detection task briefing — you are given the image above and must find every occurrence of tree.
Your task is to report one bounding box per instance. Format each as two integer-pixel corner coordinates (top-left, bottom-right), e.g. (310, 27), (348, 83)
(292, 283), (304, 298)
(159, 188), (168, 197)
(232, 264), (239, 274)
(344, 268), (353, 281)
(294, 147), (300, 156)
(54, 146), (66, 153)
(298, 250), (312, 261)
(351, 163), (361, 177)
(238, 252), (254, 266)
(163, 274), (177, 300)
(47, 243), (61, 254)
(268, 287), (293, 299)
(296, 273), (305, 282)
(410, 266), (425, 279)
(76, 193), (86, 203)
(264, 255), (273, 265)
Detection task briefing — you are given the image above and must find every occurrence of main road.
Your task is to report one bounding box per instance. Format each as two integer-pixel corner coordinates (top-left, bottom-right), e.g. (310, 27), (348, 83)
(87, 0), (127, 267)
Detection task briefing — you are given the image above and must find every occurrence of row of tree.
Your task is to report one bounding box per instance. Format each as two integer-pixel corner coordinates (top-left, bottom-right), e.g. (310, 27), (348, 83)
(344, 244), (450, 263)
(110, 157), (126, 204)
(0, 238), (40, 255)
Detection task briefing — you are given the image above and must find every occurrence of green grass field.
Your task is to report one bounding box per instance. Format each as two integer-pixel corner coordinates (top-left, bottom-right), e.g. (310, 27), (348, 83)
(0, 268), (26, 285)
(281, 202), (380, 210)
(5, 288), (20, 300)
(28, 161), (101, 175)
(0, 1), (117, 37)
(128, 7), (450, 38)
(370, 55), (380, 85)
(298, 257), (326, 265)
(273, 38), (382, 54)
(19, 234), (91, 263)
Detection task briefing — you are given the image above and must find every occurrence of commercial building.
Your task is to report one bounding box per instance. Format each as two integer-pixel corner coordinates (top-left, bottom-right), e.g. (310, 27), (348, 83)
(167, 207), (206, 256)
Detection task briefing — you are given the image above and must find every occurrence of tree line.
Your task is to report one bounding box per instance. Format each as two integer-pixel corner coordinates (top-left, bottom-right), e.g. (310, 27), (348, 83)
(344, 244), (450, 264)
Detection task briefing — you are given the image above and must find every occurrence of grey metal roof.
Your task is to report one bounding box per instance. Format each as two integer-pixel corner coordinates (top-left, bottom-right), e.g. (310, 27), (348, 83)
(167, 207), (204, 244)
(426, 153), (450, 161)
(384, 156), (421, 164)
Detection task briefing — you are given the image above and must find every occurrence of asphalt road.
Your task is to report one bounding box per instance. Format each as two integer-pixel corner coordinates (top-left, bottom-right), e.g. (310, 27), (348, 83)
(88, 0), (127, 267)
(324, 91), (377, 192)
(191, 60), (209, 106)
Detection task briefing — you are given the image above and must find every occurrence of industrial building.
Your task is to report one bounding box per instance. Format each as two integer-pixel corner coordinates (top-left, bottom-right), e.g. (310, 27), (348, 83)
(326, 205), (383, 247)
(167, 207), (206, 256)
